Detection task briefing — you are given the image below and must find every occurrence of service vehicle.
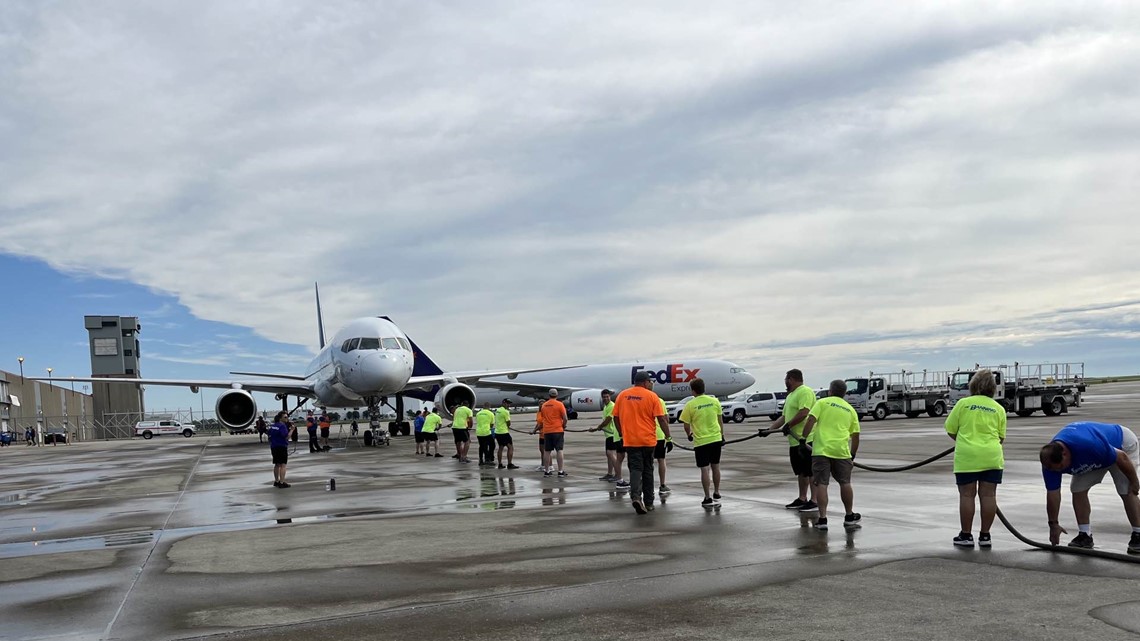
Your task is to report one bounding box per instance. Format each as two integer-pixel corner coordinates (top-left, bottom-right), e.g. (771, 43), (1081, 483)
(844, 370), (951, 421)
(948, 362), (1085, 417)
(720, 392), (783, 423)
(134, 420), (196, 439)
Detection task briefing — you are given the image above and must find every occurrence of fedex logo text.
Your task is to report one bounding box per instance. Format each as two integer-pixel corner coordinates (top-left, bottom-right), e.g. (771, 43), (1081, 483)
(631, 364), (701, 385)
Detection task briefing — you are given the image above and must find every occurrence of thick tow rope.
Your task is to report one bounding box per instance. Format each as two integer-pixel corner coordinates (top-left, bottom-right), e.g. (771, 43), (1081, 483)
(849, 446), (1140, 563)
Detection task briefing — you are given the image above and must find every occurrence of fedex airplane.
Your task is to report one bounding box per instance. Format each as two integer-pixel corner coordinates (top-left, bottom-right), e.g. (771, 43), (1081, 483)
(404, 356), (756, 416)
(37, 286), (580, 431)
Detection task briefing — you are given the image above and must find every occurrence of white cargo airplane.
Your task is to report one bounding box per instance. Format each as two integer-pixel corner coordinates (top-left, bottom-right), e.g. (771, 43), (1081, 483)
(403, 356), (756, 417)
(37, 286), (581, 432)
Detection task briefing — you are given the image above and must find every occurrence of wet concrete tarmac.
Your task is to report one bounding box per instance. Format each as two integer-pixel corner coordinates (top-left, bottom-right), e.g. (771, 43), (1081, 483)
(2, 383), (1139, 640)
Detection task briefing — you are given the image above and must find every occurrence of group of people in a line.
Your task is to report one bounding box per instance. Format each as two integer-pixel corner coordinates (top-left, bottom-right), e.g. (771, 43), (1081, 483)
(259, 366), (1140, 554)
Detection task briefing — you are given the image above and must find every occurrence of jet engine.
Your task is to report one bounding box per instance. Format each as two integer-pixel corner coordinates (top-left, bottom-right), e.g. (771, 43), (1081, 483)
(569, 389), (607, 412)
(434, 383), (476, 417)
(215, 389), (257, 429)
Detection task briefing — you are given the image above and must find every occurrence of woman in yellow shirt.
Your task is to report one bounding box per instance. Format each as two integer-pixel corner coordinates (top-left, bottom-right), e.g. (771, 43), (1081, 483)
(944, 369), (1007, 549)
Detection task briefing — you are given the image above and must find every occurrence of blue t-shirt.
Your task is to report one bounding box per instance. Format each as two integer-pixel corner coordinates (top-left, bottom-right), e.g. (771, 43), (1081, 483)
(268, 421), (290, 448)
(414, 416), (425, 433)
(306, 417), (317, 435)
(1042, 422), (1124, 491)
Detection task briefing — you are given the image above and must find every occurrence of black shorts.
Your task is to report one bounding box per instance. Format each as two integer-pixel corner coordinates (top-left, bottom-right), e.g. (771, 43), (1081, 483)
(423, 432), (438, 442)
(789, 445), (813, 478)
(453, 429), (469, 443)
(495, 433), (513, 446)
(271, 447), (288, 465)
(694, 442), (723, 468)
(320, 428), (330, 438)
(543, 432), (565, 452)
(414, 432), (425, 443)
(654, 439), (667, 459)
(956, 469), (1003, 485)
(605, 437), (619, 451)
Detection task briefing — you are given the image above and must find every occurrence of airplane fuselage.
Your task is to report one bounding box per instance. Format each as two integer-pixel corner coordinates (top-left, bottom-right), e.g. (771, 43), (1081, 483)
(473, 359), (755, 406)
(302, 317), (415, 407)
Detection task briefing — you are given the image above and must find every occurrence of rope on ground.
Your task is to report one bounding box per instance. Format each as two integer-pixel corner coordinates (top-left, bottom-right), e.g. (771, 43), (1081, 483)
(852, 446), (955, 472)
(851, 445), (1140, 563)
(994, 508), (1140, 563)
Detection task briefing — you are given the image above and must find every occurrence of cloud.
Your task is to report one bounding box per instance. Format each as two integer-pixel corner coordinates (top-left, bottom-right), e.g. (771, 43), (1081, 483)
(1, 1), (1139, 384)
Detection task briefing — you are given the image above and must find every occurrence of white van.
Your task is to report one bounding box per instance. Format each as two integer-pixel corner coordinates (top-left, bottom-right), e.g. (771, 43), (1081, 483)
(135, 420), (195, 439)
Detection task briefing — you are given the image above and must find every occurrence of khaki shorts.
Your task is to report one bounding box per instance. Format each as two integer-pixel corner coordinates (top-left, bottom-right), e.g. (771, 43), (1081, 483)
(1071, 427), (1139, 494)
(812, 456), (853, 486)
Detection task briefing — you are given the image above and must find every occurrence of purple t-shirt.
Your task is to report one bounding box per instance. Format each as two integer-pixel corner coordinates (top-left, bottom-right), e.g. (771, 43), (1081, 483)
(268, 421), (290, 448)
(1042, 422), (1123, 491)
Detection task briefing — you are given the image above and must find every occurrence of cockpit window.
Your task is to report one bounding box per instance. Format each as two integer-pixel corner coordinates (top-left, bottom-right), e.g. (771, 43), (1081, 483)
(381, 338), (400, 350)
(397, 337), (411, 351)
(348, 338), (361, 351)
(341, 340), (352, 353)
(358, 338), (381, 350)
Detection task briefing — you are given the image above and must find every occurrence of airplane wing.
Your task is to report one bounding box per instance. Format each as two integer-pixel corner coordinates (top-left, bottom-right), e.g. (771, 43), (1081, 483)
(402, 365), (584, 391)
(29, 376), (315, 398)
(471, 379), (590, 400)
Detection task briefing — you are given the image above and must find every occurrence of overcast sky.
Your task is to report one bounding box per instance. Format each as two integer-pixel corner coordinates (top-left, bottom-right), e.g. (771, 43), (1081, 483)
(2, 2), (1139, 410)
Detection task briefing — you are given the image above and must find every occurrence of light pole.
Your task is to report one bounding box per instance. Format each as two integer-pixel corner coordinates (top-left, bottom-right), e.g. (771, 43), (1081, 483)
(46, 367), (53, 390)
(17, 357), (24, 383)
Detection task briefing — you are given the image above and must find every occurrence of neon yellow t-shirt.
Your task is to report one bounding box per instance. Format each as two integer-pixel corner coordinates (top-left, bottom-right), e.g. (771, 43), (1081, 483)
(451, 406), (473, 430)
(656, 399), (667, 441)
(807, 397), (860, 459)
(784, 384), (817, 446)
(945, 395), (1006, 473)
(680, 395), (723, 447)
(475, 409), (495, 436)
(601, 401), (617, 439)
(494, 407), (511, 435)
(422, 414), (442, 433)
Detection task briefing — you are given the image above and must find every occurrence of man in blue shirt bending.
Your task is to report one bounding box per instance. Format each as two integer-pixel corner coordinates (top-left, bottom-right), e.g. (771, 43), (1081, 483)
(1040, 422), (1140, 554)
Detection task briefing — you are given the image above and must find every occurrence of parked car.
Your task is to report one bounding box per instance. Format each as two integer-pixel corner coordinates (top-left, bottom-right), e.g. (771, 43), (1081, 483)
(665, 396), (695, 423)
(135, 420), (195, 439)
(721, 392), (783, 423)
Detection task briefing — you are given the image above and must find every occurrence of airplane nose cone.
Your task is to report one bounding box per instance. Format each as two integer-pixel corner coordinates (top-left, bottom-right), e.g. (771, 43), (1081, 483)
(357, 353), (407, 393)
(741, 372), (756, 388)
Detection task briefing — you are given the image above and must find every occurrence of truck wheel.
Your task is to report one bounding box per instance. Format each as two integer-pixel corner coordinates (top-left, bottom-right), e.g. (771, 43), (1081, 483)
(732, 409), (746, 423)
(872, 405), (888, 421)
(363, 430), (374, 446)
(142, 431), (153, 439)
(927, 402), (946, 418)
(1047, 397), (1066, 416)
(182, 429), (193, 438)
(1016, 409), (1035, 417)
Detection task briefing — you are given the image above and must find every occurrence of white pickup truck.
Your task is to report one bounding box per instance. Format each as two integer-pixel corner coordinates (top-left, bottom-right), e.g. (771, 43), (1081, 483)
(721, 392), (782, 423)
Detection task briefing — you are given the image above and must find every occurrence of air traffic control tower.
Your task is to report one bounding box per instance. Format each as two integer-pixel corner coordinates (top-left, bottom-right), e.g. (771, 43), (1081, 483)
(85, 315), (145, 436)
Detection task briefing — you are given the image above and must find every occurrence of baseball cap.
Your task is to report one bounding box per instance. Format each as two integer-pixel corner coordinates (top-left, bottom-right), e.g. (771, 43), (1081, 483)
(548, 388), (559, 397)
(633, 371), (652, 383)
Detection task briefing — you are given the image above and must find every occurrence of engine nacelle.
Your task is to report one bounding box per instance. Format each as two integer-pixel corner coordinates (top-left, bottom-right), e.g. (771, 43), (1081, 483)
(435, 383), (476, 417)
(569, 389), (607, 412)
(216, 389), (257, 429)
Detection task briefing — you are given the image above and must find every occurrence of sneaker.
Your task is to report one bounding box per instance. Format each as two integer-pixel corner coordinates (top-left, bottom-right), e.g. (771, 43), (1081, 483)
(544, 470), (553, 477)
(434, 453), (443, 458)
(272, 481), (282, 488)
(978, 532), (992, 548)
(534, 465), (546, 472)
(646, 503), (655, 512)
(797, 501), (819, 512)
(632, 501), (648, 515)
(599, 474), (614, 481)
(1069, 532), (1094, 549)
(713, 492), (721, 500)
(426, 452), (432, 457)
(615, 480), (630, 488)
(953, 532), (974, 547)
(659, 485), (672, 494)
(785, 498), (806, 510)
(278, 482), (291, 489)
(498, 464), (506, 469)
(1128, 532), (1140, 555)
(701, 497), (715, 508)
(452, 454), (459, 459)
(558, 470), (568, 477)
(844, 513), (862, 530)
(815, 518), (828, 531)
(507, 464), (520, 470)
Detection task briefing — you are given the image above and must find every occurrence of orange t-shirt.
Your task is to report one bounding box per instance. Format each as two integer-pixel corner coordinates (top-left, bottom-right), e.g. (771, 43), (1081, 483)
(613, 386), (664, 447)
(538, 399), (567, 434)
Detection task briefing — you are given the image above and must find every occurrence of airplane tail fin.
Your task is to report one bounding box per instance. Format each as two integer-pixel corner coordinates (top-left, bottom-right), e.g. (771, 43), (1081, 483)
(315, 283), (327, 349)
(380, 316), (443, 377)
